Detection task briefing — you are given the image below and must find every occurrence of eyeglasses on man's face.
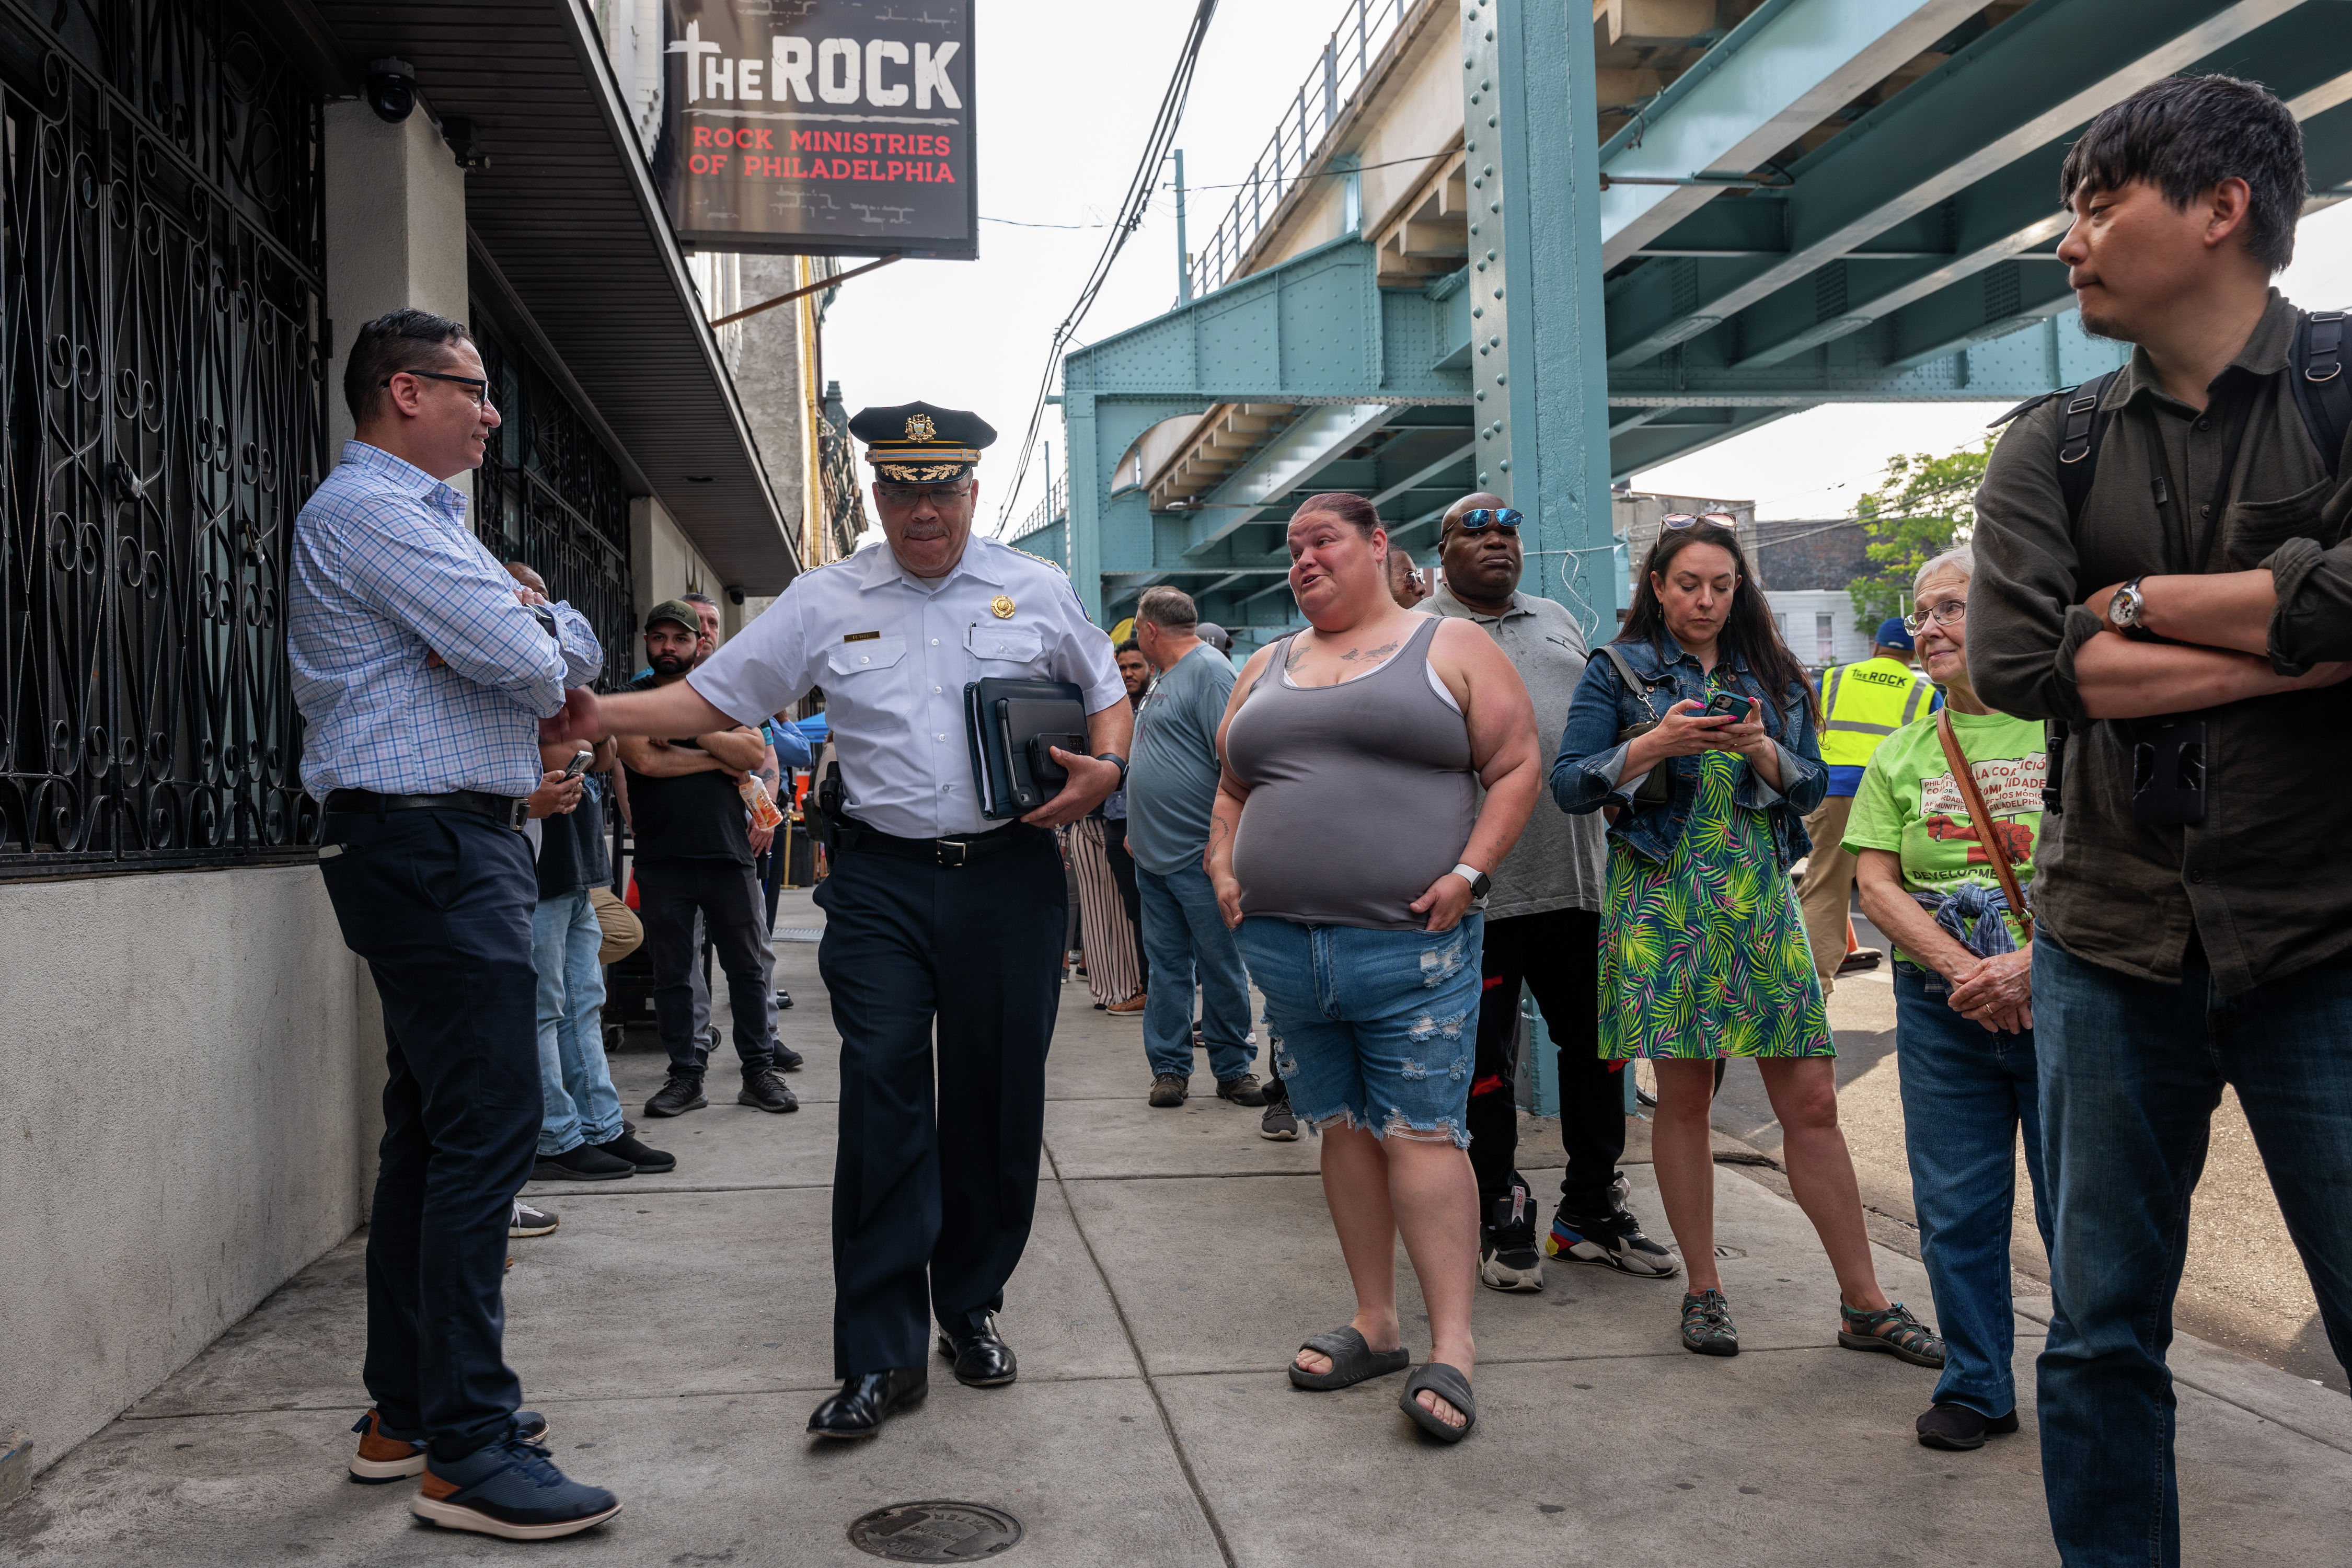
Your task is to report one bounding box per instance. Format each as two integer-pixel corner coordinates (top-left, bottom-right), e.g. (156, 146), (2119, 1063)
(875, 482), (973, 506)
(1905, 597), (1967, 635)
(1455, 506), (1522, 533)
(1659, 511), (1739, 531)
(387, 369), (494, 410)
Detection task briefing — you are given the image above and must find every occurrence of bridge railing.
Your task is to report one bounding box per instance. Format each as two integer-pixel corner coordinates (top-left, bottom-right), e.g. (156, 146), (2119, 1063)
(1188, 0), (1413, 299)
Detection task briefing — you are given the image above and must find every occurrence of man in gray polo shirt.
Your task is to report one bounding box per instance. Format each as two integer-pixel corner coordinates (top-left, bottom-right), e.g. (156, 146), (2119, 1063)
(1430, 493), (1678, 1291)
(1126, 586), (1263, 1112)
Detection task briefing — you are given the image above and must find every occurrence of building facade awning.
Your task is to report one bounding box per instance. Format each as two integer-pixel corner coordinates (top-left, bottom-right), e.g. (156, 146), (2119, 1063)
(307, 0), (801, 593)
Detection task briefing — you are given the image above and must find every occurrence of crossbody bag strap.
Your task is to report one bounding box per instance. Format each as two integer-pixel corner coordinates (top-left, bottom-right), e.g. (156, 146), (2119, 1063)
(1934, 709), (2033, 942)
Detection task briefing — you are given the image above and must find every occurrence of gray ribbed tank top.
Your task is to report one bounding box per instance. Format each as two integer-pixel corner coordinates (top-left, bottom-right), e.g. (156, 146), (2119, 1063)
(1224, 616), (1475, 930)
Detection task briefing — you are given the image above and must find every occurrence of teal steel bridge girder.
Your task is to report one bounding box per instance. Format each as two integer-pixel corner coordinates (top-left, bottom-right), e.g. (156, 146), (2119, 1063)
(1604, 0), (2328, 371)
(1597, 0), (1988, 267)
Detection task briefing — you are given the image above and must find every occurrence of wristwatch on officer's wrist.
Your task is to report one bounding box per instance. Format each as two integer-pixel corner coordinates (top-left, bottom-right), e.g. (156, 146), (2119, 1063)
(1097, 752), (1128, 788)
(2105, 576), (2147, 636)
(1450, 861), (1491, 898)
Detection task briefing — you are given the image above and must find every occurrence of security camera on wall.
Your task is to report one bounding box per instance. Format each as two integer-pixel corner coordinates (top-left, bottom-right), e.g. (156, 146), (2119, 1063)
(365, 57), (416, 124)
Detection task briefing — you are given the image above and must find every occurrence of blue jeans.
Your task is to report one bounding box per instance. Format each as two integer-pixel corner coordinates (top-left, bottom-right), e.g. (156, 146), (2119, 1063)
(2034, 933), (2352, 1567)
(1138, 864), (1255, 1082)
(1894, 964), (2050, 1419)
(531, 888), (624, 1157)
(1236, 914), (1483, 1145)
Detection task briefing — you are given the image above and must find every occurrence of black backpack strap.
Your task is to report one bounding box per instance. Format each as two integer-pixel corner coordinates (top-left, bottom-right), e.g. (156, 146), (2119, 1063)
(2054, 368), (2124, 527)
(2290, 308), (2349, 479)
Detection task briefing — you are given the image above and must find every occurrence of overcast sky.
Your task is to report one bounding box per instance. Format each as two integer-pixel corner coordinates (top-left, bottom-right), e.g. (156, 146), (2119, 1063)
(815, 2), (2352, 534)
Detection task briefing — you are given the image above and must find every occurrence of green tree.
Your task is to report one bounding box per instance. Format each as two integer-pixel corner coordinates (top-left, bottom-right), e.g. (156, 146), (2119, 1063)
(1845, 439), (1992, 631)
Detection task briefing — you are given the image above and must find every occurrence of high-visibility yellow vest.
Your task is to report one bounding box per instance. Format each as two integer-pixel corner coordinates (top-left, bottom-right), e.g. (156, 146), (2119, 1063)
(1818, 656), (1931, 768)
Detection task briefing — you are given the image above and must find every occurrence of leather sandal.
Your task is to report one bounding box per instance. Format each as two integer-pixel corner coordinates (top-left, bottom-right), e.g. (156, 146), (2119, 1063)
(1398, 1362), (1477, 1442)
(1287, 1326), (1410, 1391)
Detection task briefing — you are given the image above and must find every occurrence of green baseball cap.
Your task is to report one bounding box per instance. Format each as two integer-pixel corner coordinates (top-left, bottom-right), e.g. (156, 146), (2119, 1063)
(644, 597), (700, 635)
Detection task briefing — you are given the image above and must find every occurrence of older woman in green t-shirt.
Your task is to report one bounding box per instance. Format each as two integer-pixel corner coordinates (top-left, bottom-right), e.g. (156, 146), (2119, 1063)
(1844, 544), (2053, 1457)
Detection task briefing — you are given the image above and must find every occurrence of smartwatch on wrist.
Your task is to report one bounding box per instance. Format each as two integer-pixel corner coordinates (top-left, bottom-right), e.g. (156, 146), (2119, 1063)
(1450, 862), (1491, 898)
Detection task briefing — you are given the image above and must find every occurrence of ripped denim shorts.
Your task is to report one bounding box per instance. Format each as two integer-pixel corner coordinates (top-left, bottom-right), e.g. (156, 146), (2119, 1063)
(1235, 914), (1484, 1148)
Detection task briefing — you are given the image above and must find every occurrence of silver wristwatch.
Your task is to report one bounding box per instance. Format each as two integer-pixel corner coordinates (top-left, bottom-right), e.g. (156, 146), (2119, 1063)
(2106, 576), (2147, 634)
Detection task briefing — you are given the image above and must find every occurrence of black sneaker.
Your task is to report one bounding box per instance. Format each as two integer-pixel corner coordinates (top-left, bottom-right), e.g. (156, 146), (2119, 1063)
(592, 1131), (676, 1173)
(1260, 1099), (1300, 1140)
(532, 1144), (636, 1182)
(739, 1068), (799, 1113)
(1479, 1177), (1544, 1293)
(1148, 1073), (1189, 1108)
(1547, 1178), (1681, 1278)
(774, 988), (794, 1011)
(644, 1074), (708, 1118)
(771, 1042), (806, 1071)
(1681, 1288), (1739, 1356)
(1215, 1074), (1267, 1107)
(1916, 1402), (2019, 1451)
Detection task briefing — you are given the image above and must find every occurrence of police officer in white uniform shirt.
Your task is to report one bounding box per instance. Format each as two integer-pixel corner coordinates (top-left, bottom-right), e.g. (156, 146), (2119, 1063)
(558, 403), (1129, 1440)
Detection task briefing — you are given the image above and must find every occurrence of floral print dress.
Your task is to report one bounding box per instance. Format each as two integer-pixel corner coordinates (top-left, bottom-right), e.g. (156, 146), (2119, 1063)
(1598, 695), (1832, 1062)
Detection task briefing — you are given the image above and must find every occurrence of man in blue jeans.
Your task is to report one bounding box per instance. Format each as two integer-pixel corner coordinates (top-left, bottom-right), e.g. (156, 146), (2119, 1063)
(1127, 587), (1263, 1112)
(1968, 77), (2352, 1566)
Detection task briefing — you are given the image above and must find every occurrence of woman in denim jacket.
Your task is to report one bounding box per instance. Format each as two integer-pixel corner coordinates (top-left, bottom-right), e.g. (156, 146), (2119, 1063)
(1553, 518), (1941, 1370)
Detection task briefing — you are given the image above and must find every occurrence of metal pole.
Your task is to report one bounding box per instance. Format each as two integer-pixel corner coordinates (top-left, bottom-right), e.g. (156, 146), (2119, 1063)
(1174, 148), (1192, 305)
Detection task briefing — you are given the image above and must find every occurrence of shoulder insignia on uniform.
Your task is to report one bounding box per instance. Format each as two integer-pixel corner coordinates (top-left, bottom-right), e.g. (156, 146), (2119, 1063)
(1005, 544), (1070, 578)
(1987, 388), (2063, 429)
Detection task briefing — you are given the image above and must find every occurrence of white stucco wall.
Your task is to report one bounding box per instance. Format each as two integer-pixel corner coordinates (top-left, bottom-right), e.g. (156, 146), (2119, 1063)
(0, 867), (381, 1479)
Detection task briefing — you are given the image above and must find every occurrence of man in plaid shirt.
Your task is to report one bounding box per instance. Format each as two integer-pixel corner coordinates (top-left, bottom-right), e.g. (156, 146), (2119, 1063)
(291, 309), (619, 1541)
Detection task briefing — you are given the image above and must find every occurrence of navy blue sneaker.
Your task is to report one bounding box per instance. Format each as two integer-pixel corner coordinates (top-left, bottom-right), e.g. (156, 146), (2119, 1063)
(412, 1434), (619, 1539)
(348, 1409), (549, 1484)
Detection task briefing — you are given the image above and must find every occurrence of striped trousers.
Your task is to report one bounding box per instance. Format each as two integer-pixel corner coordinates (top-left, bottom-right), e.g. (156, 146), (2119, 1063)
(1070, 816), (1144, 1007)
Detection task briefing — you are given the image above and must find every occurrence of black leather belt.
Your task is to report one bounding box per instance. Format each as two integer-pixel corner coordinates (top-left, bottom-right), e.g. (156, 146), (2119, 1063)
(832, 815), (1040, 868)
(322, 788), (530, 831)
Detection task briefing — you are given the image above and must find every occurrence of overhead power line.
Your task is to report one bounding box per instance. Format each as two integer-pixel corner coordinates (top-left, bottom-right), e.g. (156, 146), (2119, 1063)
(992, 0), (1219, 536)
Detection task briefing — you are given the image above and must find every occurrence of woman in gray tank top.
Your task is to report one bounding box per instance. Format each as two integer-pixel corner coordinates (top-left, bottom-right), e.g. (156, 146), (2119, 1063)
(1205, 492), (1539, 1442)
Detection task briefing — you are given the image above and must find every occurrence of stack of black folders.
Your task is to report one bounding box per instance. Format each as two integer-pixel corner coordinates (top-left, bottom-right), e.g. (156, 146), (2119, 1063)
(965, 677), (1090, 820)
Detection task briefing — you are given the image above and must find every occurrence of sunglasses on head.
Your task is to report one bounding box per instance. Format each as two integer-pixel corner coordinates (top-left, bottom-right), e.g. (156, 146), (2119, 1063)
(1659, 512), (1739, 531)
(1455, 507), (1522, 533)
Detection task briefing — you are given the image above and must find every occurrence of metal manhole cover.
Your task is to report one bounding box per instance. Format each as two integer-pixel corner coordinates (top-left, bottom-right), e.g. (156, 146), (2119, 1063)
(847, 1501), (1023, 1561)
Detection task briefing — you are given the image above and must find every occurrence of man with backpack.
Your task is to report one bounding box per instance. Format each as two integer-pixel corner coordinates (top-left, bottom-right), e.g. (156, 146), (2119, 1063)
(1968, 75), (2352, 1566)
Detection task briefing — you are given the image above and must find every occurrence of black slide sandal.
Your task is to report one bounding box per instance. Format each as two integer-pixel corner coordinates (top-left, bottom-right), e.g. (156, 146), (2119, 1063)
(1288, 1327), (1411, 1391)
(1399, 1363), (1477, 1442)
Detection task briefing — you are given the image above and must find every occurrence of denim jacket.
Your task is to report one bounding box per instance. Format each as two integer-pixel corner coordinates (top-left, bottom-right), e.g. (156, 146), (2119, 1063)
(1549, 631), (1827, 868)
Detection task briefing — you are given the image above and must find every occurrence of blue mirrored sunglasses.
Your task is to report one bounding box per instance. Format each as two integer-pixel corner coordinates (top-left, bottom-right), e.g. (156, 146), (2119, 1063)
(1457, 507), (1523, 532)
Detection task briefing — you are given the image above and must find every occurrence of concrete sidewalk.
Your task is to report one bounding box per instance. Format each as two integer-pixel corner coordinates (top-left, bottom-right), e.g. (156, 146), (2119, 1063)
(6, 889), (2349, 1565)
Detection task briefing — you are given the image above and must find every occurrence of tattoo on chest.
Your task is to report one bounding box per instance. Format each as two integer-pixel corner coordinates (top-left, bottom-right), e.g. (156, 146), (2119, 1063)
(1284, 639), (1310, 673)
(1340, 640), (1401, 663)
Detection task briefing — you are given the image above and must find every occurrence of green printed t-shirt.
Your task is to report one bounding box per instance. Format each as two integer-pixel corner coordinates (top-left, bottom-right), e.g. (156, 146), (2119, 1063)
(1843, 709), (2046, 963)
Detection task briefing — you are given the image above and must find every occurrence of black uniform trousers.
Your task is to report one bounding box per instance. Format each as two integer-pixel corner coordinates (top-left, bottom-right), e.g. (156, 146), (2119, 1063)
(1468, 907), (1625, 1217)
(814, 827), (1067, 1377)
(315, 806), (539, 1460)
(637, 855), (777, 1079)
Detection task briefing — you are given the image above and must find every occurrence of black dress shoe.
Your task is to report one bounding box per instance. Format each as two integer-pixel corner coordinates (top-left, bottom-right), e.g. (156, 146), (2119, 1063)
(771, 1042), (806, 1071)
(808, 1368), (928, 1439)
(936, 1318), (1018, 1388)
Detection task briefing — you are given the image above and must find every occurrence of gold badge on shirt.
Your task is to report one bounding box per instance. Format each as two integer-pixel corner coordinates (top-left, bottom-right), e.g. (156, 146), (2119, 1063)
(989, 595), (1016, 619)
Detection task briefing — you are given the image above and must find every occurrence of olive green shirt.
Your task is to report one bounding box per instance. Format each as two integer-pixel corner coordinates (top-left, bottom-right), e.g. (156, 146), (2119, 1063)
(1967, 291), (2352, 995)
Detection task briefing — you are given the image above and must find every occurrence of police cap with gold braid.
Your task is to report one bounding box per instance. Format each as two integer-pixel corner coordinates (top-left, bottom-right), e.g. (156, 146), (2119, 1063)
(849, 401), (997, 484)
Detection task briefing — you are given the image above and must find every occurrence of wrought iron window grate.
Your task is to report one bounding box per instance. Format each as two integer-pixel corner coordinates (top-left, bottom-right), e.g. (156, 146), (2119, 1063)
(0, 0), (328, 878)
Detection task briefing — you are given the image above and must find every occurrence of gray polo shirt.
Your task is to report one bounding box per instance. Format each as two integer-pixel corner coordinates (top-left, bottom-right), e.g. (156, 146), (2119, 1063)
(1428, 581), (1606, 918)
(1125, 640), (1236, 877)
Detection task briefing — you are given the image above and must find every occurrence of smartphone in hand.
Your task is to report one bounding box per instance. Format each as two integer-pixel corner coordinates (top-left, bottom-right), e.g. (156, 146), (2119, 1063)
(561, 749), (593, 779)
(1700, 690), (1752, 722)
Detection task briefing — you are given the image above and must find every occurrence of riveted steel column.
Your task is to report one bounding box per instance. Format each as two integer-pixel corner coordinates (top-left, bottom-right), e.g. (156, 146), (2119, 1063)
(1468, 0), (1612, 637)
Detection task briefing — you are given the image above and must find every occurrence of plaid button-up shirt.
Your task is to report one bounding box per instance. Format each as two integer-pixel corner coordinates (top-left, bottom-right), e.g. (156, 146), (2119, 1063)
(291, 441), (602, 800)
